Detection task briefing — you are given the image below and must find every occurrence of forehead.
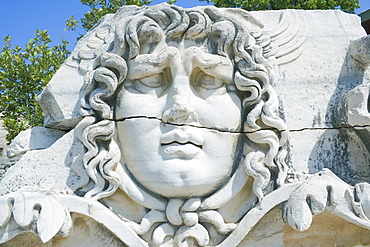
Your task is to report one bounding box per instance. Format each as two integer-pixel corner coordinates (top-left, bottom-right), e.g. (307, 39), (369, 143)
(126, 43), (235, 83)
(136, 36), (232, 59)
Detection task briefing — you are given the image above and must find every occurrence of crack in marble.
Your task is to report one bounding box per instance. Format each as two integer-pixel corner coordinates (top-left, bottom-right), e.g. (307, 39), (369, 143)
(113, 116), (370, 134)
(289, 125), (370, 132)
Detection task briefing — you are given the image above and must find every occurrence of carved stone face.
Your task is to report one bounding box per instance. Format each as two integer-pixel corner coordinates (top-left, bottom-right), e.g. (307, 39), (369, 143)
(115, 42), (242, 198)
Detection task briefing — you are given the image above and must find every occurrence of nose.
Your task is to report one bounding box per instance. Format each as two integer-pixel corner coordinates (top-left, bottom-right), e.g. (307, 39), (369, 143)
(162, 75), (198, 124)
(162, 103), (198, 123)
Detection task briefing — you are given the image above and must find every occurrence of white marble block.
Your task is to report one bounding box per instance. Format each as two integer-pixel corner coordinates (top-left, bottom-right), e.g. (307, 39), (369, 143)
(1, 4), (370, 246)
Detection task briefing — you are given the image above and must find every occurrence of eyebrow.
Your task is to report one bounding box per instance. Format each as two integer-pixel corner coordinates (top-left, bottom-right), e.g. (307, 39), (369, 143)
(126, 46), (234, 83)
(189, 48), (234, 83)
(126, 49), (169, 79)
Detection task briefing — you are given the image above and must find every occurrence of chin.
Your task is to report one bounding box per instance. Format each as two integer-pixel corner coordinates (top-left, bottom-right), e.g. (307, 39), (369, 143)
(140, 169), (229, 198)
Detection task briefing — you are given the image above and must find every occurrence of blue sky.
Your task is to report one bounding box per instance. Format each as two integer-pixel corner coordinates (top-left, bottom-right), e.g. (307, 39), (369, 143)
(0, 0), (369, 50)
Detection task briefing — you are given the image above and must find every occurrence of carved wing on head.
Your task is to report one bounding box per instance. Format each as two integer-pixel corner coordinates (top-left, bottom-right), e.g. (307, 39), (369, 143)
(259, 10), (308, 66)
(65, 14), (115, 74)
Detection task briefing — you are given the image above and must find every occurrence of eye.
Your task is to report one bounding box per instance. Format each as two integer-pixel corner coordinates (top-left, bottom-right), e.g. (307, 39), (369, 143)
(133, 71), (170, 95)
(191, 69), (227, 99)
(198, 74), (224, 90)
(191, 68), (225, 91)
(137, 74), (163, 88)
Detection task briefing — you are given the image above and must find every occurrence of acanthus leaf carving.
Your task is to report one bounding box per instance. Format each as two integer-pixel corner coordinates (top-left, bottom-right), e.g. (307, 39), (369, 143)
(283, 169), (370, 232)
(0, 190), (72, 244)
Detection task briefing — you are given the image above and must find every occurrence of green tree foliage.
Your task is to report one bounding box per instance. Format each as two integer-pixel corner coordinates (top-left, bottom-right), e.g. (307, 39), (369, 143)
(0, 30), (69, 142)
(1, 0), (157, 143)
(202, 0), (360, 13)
(1, 1), (158, 143)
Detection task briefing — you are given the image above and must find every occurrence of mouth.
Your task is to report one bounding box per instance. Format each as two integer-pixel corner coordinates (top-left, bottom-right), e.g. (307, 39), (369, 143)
(160, 127), (204, 158)
(161, 141), (202, 149)
(161, 141), (203, 158)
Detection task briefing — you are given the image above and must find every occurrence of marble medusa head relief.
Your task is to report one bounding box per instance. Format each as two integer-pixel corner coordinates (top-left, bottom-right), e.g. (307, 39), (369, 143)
(2, 4), (370, 247)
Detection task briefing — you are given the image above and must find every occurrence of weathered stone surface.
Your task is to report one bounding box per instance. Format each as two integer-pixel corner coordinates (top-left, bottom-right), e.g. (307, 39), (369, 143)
(0, 129), (85, 196)
(37, 65), (84, 130)
(7, 127), (66, 158)
(0, 119), (12, 177)
(1, 4), (370, 246)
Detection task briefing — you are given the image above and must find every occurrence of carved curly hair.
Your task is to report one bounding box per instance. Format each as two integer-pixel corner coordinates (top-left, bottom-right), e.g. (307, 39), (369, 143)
(77, 4), (288, 202)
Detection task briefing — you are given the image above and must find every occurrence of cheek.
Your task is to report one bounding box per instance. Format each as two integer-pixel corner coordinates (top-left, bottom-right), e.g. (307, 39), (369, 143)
(115, 83), (166, 120)
(197, 92), (242, 131)
(203, 132), (240, 161)
(200, 131), (241, 184)
(116, 119), (161, 165)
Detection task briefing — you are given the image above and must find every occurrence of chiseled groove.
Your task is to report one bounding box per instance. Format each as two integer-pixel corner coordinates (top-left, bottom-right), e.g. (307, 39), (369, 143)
(112, 116), (370, 134)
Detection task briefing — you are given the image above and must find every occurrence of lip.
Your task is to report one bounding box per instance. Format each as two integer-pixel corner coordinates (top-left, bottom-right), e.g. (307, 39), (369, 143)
(160, 128), (204, 158)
